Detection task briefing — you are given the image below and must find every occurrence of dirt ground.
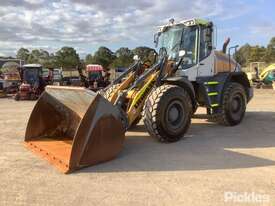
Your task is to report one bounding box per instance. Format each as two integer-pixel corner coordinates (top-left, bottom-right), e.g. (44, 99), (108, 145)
(0, 89), (275, 206)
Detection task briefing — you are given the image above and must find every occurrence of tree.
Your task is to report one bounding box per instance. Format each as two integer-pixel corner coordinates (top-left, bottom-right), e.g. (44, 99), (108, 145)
(55, 47), (80, 69)
(85, 54), (93, 64)
(235, 44), (268, 66)
(86, 47), (116, 69)
(132, 46), (156, 64)
(43, 53), (56, 68)
(23, 49), (57, 68)
(112, 47), (133, 68)
(115, 47), (132, 58)
(16, 48), (30, 63)
(264, 37), (275, 63)
(27, 49), (43, 64)
(249, 46), (266, 63)
(234, 44), (252, 66)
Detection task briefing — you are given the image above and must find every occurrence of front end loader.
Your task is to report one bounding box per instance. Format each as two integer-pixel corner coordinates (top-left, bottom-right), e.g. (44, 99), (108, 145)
(24, 18), (253, 173)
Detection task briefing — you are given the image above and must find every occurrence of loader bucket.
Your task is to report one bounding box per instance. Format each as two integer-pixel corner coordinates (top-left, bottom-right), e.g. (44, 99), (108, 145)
(24, 86), (125, 173)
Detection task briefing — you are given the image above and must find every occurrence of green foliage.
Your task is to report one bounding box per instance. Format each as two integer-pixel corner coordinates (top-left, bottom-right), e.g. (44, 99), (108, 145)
(235, 36), (275, 66)
(55, 47), (81, 69)
(249, 46), (266, 63)
(43, 54), (56, 68)
(264, 37), (275, 63)
(16, 48), (56, 68)
(84, 46), (156, 69)
(234, 44), (251, 66)
(27, 49), (50, 65)
(16, 48), (29, 62)
(112, 47), (133, 68)
(14, 46), (157, 71)
(86, 47), (116, 69)
(85, 54), (93, 64)
(132, 46), (157, 64)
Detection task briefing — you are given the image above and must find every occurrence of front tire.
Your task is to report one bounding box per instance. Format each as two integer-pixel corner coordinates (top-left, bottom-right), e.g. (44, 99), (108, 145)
(143, 85), (192, 142)
(216, 82), (247, 126)
(14, 93), (20, 101)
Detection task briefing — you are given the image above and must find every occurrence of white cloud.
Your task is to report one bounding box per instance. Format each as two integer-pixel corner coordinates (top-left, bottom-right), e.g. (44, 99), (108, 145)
(0, 0), (258, 57)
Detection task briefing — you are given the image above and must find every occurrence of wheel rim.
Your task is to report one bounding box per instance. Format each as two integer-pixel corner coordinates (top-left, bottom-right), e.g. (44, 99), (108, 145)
(165, 100), (185, 131)
(231, 96), (241, 113)
(229, 92), (244, 120)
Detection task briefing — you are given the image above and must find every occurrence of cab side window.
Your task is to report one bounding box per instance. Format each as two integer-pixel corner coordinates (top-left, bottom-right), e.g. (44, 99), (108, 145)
(180, 27), (197, 69)
(199, 27), (212, 61)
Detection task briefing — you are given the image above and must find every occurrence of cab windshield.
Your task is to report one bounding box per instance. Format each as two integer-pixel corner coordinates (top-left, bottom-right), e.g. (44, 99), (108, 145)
(158, 25), (197, 68)
(158, 25), (183, 58)
(23, 68), (41, 84)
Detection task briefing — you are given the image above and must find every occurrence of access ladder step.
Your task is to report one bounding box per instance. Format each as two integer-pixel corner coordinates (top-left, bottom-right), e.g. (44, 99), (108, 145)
(208, 92), (218, 96)
(211, 103), (219, 108)
(204, 81), (219, 85)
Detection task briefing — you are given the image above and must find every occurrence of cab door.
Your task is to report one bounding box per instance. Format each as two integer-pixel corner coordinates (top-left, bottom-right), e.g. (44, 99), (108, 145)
(197, 26), (214, 77)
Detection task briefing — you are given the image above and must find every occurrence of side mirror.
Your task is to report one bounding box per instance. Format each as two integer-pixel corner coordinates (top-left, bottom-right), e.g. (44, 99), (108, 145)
(172, 50), (186, 73)
(133, 55), (139, 61)
(179, 50), (186, 57)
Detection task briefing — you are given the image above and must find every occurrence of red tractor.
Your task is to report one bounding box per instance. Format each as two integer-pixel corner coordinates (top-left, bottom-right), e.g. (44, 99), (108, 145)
(14, 64), (46, 101)
(78, 64), (110, 92)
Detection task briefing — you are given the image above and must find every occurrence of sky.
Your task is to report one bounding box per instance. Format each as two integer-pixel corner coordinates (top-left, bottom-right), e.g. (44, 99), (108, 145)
(0, 0), (274, 58)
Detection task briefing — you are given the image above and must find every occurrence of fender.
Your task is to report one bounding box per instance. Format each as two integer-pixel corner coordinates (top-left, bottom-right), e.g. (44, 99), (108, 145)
(224, 72), (253, 102)
(163, 77), (197, 110)
(196, 71), (253, 113)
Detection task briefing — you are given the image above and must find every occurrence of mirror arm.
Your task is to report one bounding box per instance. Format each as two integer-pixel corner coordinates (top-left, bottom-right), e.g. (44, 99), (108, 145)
(172, 56), (184, 74)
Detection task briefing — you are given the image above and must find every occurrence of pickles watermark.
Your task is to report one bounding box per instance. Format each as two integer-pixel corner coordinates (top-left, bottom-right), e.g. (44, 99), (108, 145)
(224, 191), (270, 203)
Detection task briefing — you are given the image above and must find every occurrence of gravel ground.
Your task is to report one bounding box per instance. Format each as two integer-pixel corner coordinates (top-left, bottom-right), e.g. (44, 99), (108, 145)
(0, 89), (275, 206)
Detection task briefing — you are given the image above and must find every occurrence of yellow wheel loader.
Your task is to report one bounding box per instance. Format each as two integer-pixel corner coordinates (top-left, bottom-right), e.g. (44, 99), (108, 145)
(24, 18), (253, 173)
(256, 64), (275, 88)
(246, 63), (275, 88)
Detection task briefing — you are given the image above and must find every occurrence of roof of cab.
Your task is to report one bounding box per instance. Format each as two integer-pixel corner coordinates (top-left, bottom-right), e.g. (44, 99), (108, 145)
(158, 18), (211, 32)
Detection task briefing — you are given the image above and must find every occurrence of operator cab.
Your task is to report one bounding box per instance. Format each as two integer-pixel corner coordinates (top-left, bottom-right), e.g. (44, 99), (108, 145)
(154, 19), (239, 81)
(155, 19), (213, 69)
(22, 64), (43, 85)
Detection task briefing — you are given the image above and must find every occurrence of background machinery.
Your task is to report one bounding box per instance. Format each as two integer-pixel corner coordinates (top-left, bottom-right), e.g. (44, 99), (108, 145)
(24, 18), (253, 173)
(254, 64), (275, 88)
(245, 63), (275, 88)
(77, 64), (110, 91)
(0, 69), (21, 96)
(52, 68), (63, 85)
(0, 79), (6, 97)
(14, 64), (46, 100)
(42, 68), (54, 85)
(42, 68), (63, 86)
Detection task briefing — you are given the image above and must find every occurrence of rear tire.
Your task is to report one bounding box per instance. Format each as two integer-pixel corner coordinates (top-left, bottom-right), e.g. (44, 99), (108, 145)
(215, 82), (247, 126)
(143, 85), (192, 142)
